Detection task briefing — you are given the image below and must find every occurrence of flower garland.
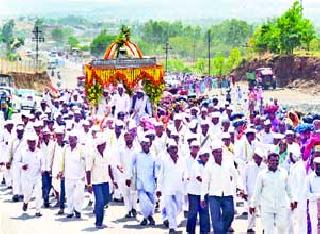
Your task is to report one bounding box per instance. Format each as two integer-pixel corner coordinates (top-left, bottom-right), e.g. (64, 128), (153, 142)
(87, 83), (103, 107)
(85, 71), (104, 107)
(86, 69), (165, 105)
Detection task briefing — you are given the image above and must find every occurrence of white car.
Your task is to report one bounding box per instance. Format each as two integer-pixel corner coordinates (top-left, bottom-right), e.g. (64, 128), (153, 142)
(17, 89), (37, 110)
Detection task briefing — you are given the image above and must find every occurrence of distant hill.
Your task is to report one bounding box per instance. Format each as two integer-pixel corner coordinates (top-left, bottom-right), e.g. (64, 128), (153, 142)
(1, 0), (320, 24)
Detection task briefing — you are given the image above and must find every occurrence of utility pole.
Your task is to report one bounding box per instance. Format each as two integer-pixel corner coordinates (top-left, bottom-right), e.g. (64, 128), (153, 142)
(32, 25), (44, 73)
(163, 41), (172, 74)
(208, 30), (211, 76)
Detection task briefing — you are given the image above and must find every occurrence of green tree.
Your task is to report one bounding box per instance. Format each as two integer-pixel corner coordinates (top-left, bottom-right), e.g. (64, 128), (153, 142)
(1, 19), (24, 60)
(226, 48), (242, 72)
(276, 1), (303, 54)
(250, 1), (316, 55)
(251, 21), (281, 54)
(35, 18), (45, 35)
(68, 36), (79, 51)
(51, 27), (73, 43)
(169, 36), (194, 58)
(167, 59), (191, 72)
(213, 55), (227, 76)
(211, 19), (253, 47)
(90, 30), (115, 57)
(1, 19), (14, 52)
(193, 58), (207, 74)
(299, 19), (316, 51)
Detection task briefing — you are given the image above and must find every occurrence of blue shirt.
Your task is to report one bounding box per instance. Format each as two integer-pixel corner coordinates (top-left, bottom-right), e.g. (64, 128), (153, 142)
(133, 151), (157, 193)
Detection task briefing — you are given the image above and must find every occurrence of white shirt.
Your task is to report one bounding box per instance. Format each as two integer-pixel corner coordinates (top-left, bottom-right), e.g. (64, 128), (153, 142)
(52, 142), (66, 178)
(63, 144), (86, 180)
(187, 160), (205, 195)
(234, 138), (257, 166)
(8, 137), (25, 164)
(40, 141), (55, 172)
(251, 168), (293, 212)
(18, 148), (42, 180)
(259, 130), (274, 145)
(201, 159), (237, 199)
(307, 172), (320, 202)
(0, 129), (13, 163)
(243, 161), (267, 196)
(86, 146), (112, 185)
(288, 160), (308, 204)
(157, 155), (187, 195)
(117, 145), (139, 180)
(112, 92), (131, 116)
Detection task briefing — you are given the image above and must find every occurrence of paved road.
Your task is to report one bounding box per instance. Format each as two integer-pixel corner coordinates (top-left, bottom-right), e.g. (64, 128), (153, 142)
(0, 183), (263, 234)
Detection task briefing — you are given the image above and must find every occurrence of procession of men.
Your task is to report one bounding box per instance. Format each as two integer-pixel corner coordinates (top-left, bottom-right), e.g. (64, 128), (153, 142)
(0, 82), (320, 234)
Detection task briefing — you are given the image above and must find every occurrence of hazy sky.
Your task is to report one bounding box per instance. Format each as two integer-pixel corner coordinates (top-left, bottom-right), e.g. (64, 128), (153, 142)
(1, 0), (320, 23)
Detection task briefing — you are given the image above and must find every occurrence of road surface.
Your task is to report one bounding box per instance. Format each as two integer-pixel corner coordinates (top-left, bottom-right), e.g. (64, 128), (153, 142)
(0, 183), (263, 234)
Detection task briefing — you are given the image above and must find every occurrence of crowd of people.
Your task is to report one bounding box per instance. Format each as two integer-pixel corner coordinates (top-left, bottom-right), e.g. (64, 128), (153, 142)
(0, 81), (320, 234)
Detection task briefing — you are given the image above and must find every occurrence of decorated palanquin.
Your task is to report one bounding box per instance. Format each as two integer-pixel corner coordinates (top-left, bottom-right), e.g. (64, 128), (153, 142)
(84, 26), (165, 106)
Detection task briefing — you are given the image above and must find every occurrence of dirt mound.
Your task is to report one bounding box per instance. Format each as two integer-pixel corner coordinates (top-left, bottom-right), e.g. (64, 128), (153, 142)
(9, 72), (51, 91)
(232, 55), (320, 89)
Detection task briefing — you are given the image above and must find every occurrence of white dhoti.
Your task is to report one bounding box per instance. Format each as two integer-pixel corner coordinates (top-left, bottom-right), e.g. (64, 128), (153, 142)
(65, 178), (85, 214)
(4, 167), (12, 187)
(164, 192), (183, 230)
(12, 163), (22, 195)
(261, 208), (289, 234)
(247, 195), (256, 230)
(21, 177), (42, 212)
(138, 190), (155, 219)
(120, 181), (137, 213)
(309, 200), (319, 234)
(288, 201), (307, 234)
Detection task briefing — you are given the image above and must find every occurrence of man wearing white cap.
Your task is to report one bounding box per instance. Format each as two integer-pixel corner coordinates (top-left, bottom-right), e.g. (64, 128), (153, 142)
(242, 147), (267, 233)
(186, 147), (211, 234)
(173, 113), (187, 144)
(40, 128), (55, 208)
(8, 124), (25, 202)
(61, 130), (86, 219)
(0, 120), (14, 189)
(153, 121), (167, 158)
(111, 83), (131, 118)
(133, 137), (157, 226)
(250, 152), (296, 234)
(209, 111), (222, 139)
(109, 120), (125, 202)
(234, 128), (257, 177)
(199, 119), (213, 149)
(19, 133), (43, 216)
(287, 144), (308, 234)
(131, 89), (152, 123)
(258, 120), (274, 145)
(51, 126), (67, 215)
(86, 133), (115, 229)
(116, 131), (139, 219)
(156, 139), (187, 233)
(307, 156), (320, 234)
(201, 141), (237, 233)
